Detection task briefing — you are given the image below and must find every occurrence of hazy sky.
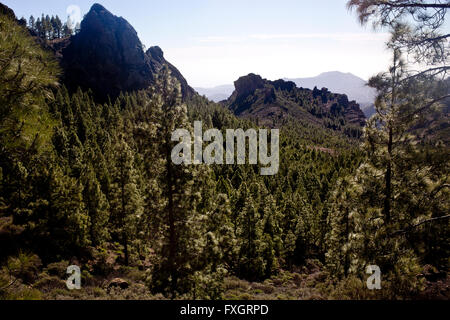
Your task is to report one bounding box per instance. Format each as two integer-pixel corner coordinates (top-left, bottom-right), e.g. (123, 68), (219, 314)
(4, 0), (393, 87)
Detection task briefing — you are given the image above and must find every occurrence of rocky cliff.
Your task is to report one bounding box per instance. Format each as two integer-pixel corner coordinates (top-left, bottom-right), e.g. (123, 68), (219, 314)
(57, 4), (194, 101)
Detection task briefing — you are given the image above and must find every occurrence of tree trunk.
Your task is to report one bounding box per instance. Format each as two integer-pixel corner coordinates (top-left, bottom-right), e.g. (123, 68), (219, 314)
(124, 234), (129, 266)
(384, 126), (393, 223)
(166, 142), (177, 299)
(344, 207), (350, 276)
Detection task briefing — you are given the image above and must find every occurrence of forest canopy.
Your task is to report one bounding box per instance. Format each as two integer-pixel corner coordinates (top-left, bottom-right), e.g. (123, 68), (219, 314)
(0, 1), (448, 301)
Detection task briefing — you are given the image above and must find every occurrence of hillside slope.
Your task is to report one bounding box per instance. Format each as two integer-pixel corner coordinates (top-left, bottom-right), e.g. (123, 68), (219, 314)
(224, 73), (366, 137)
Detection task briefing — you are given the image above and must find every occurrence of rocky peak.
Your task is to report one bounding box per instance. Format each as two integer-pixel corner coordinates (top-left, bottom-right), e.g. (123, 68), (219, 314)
(226, 73), (366, 132)
(90, 3), (107, 13)
(59, 4), (193, 101)
(145, 46), (194, 98)
(234, 73), (265, 98)
(61, 3), (152, 100)
(147, 46), (164, 63)
(270, 79), (296, 92)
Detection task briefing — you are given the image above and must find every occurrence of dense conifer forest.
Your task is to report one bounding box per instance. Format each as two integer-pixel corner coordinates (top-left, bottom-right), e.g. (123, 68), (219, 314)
(0, 1), (449, 300)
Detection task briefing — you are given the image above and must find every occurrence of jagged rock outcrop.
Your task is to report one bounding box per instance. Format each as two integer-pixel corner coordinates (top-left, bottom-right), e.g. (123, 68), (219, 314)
(58, 3), (194, 101)
(234, 73), (265, 98)
(271, 79), (296, 92)
(61, 3), (152, 100)
(146, 46), (194, 100)
(225, 74), (366, 132)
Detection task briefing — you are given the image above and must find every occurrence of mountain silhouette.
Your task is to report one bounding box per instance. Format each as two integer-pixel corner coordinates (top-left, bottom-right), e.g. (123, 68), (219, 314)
(286, 71), (376, 105)
(197, 71), (377, 117)
(55, 3), (194, 101)
(224, 74), (366, 133)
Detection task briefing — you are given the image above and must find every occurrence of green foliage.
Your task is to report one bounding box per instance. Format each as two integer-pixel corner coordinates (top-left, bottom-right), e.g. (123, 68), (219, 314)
(1, 7), (447, 300)
(29, 14), (75, 39)
(0, 13), (59, 152)
(325, 48), (449, 298)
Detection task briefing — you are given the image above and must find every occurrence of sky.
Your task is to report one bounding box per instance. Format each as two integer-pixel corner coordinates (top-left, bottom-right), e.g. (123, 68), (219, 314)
(3, 0), (393, 87)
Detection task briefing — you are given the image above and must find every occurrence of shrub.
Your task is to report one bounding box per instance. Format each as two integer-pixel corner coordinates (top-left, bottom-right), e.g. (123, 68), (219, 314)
(34, 274), (66, 292)
(7, 253), (42, 284)
(45, 261), (69, 278)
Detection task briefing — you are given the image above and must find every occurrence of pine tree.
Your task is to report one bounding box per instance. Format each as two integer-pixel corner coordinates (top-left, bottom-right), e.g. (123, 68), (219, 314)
(236, 182), (266, 280)
(261, 195), (283, 277)
(108, 134), (143, 266)
(83, 165), (109, 246)
(325, 177), (355, 277)
(49, 166), (90, 254)
(147, 67), (225, 298)
(54, 16), (62, 38)
(63, 16), (74, 37)
(75, 22), (81, 34)
(28, 15), (35, 31)
(35, 17), (42, 38)
(325, 46), (449, 297)
(42, 14), (49, 39)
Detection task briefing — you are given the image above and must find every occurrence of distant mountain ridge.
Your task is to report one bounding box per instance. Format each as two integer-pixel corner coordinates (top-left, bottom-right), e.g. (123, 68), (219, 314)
(195, 85), (235, 103)
(286, 71), (377, 105)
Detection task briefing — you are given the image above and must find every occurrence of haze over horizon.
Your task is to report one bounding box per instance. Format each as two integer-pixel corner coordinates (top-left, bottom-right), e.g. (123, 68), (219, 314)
(3, 0), (392, 87)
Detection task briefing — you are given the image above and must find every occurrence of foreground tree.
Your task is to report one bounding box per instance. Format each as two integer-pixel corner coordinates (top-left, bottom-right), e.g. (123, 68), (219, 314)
(324, 1), (450, 297)
(148, 68), (225, 299)
(348, 0), (449, 79)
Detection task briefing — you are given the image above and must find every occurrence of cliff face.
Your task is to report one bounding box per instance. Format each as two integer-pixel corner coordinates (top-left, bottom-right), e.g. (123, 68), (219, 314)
(58, 4), (194, 101)
(60, 4), (152, 100)
(225, 74), (366, 131)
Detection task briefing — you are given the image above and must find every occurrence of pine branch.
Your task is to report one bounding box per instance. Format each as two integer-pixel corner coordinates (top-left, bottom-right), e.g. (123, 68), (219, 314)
(409, 94), (450, 117)
(402, 66), (450, 82)
(374, 1), (450, 9)
(410, 33), (450, 45)
(392, 214), (450, 236)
